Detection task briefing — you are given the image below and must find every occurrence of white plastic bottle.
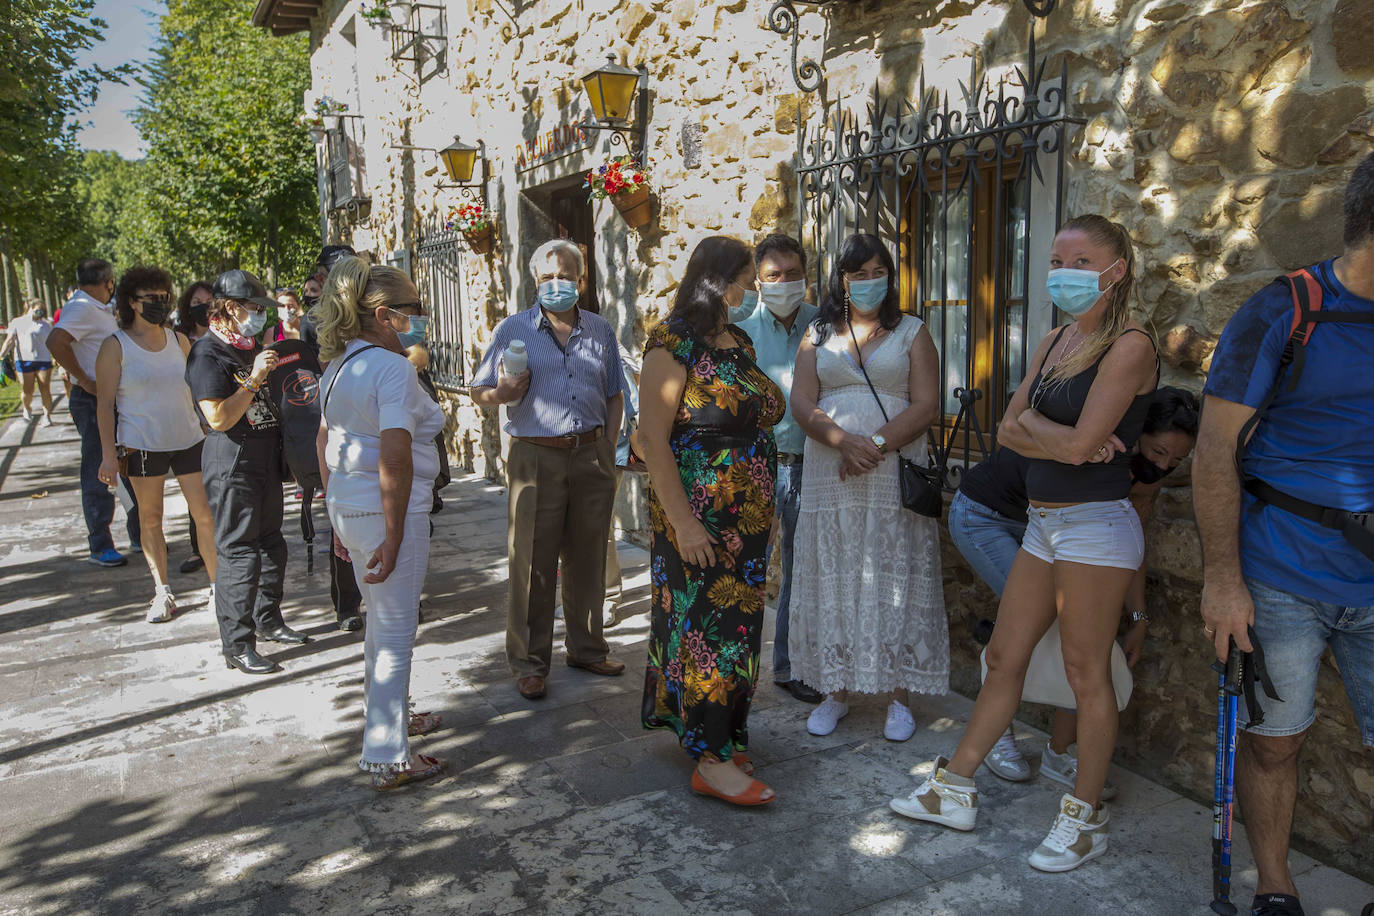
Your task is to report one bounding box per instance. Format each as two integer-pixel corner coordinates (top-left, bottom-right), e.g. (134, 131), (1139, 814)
(503, 339), (528, 407)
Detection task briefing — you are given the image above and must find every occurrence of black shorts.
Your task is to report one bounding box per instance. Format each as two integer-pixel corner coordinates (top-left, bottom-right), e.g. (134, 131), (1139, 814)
(123, 441), (204, 478)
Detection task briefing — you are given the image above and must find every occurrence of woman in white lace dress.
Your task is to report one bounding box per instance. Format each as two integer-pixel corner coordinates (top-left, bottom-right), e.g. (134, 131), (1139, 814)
(788, 233), (948, 741)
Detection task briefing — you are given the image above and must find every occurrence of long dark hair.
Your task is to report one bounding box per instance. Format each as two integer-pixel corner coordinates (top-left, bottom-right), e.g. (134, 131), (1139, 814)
(669, 236), (753, 341)
(814, 233), (902, 343)
(175, 281), (213, 337)
(1143, 386), (1200, 439)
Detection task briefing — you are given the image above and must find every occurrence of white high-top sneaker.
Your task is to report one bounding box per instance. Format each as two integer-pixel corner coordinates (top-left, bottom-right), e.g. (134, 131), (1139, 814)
(889, 756), (978, 831)
(1028, 793), (1110, 872)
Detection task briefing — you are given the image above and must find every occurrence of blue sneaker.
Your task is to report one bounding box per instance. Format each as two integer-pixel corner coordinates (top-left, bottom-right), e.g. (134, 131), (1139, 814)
(88, 548), (128, 567)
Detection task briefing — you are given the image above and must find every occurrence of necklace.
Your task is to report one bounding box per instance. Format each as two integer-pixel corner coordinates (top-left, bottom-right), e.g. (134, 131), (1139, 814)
(1030, 324), (1085, 412)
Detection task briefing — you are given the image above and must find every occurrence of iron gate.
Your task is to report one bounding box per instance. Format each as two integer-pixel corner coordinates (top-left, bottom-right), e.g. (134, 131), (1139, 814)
(414, 229), (467, 389)
(786, 0), (1082, 487)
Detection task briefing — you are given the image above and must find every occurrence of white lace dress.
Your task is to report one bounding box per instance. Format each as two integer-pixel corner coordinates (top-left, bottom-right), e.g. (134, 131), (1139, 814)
(787, 314), (949, 696)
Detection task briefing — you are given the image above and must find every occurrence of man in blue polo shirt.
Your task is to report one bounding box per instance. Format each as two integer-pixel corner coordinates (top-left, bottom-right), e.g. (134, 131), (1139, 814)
(738, 233), (823, 705)
(471, 238), (626, 701)
(1194, 153), (1374, 916)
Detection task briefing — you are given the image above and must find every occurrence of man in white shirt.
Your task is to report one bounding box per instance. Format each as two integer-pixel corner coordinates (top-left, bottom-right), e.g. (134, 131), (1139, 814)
(48, 258), (140, 567)
(0, 299), (55, 424)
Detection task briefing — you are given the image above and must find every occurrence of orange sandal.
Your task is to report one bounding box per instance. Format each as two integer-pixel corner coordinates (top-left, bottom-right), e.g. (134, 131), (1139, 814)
(690, 768), (775, 806)
(732, 754), (755, 776)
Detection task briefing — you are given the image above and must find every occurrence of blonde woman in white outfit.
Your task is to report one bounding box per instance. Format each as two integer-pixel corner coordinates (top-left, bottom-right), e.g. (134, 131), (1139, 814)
(96, 267), (217, 623)
(313, 256), (447, 790)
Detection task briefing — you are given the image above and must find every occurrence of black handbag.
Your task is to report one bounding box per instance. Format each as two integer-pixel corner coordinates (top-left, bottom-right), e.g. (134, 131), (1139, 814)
(847, 323), (945, 519)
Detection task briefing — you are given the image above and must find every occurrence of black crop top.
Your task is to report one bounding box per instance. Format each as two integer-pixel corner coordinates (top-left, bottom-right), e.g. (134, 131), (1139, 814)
(1023, 327), (1157, 503)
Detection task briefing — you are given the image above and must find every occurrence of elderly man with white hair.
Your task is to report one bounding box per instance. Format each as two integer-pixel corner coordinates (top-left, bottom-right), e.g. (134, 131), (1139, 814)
(470, 238), (627, 700)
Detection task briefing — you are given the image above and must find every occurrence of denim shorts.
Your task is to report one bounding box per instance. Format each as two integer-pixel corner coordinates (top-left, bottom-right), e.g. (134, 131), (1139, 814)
(1241, 576), (1374, 746)
(947, 491), (1027, 597)
(1021, 498), (1144, 571)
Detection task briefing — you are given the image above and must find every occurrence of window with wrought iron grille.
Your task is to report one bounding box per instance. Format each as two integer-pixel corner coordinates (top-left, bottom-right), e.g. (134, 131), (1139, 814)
(413, 230), (467, 389)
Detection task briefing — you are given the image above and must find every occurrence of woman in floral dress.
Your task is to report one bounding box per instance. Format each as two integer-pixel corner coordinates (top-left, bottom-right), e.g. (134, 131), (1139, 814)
(638, 236), (785, 806)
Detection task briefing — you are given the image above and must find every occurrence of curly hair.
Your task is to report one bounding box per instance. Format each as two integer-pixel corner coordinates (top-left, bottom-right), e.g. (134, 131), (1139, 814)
(114, 266), (174, 329)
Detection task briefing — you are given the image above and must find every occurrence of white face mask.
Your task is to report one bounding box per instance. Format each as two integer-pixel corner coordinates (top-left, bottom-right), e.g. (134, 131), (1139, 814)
(760, 279), (806, 318)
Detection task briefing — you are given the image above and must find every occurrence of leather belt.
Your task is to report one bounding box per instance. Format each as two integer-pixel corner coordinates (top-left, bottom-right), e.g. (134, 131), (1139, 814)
(777, 452), (804, 466)
(515, 427), (603, 449)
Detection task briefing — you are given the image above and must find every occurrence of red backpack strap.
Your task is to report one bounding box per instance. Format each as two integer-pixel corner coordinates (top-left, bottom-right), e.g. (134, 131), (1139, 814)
(1285, 268), (1323, 347)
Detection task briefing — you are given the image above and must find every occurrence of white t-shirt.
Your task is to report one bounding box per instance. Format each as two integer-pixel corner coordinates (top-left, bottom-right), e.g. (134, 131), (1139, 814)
(53, 291), (117, 379)
(6, 312), (52, 362)
(320, 340), (444, 515)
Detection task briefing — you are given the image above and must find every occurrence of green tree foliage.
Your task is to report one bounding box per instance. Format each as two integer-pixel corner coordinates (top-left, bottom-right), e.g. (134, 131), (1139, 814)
(74, 150), (145, 267)
(134, 0), (318, 287)
(0, 0), (129, 266)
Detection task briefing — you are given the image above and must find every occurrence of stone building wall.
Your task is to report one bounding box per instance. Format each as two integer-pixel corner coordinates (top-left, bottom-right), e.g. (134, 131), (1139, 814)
(301, 0), (1373, 880)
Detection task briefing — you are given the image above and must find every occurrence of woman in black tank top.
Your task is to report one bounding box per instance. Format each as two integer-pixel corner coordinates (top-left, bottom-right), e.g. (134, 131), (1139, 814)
(891, 216), (1159, 871)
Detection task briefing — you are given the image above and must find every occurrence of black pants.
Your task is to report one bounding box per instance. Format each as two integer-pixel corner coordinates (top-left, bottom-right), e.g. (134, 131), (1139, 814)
(202, 432), (288, 655)
(330, 547), (361, 620)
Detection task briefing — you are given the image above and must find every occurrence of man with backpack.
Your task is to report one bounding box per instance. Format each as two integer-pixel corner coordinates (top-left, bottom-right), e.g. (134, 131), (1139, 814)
(1194, 153), (1374, 916)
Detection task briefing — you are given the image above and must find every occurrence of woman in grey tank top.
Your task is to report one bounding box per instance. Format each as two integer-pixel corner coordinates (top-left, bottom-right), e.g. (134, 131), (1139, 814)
(890, 216), (1159, 873)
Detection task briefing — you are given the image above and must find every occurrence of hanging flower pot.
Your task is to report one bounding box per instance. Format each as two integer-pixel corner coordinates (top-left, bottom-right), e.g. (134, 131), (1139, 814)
(586, 155), (654, 230)
(463, 225), (494, 254)
(611, 185), (652, 228)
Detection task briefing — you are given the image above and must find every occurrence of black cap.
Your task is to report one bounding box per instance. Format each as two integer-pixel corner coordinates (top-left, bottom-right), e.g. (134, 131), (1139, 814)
(317, 244), (356, 274)
(212, 269), (278, 311)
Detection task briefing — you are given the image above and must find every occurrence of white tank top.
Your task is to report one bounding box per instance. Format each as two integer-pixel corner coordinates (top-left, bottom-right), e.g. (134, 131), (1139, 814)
(114, 328), (206, 452)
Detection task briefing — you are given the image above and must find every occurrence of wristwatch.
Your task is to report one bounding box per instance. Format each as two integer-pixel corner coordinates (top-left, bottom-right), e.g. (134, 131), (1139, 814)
(871, 433), (888, 453)
(1128, 609), (1150, 625)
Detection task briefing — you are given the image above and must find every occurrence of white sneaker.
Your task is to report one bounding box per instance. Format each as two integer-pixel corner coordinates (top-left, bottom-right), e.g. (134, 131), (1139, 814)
(602, 598), (620, 629)
(890, 755), (978, 831)
(883, 701), (916, 742)
(21, 407), (32, 421)
(147, 588), (177, 624)
(1028, 793), (1110, 872)
(984, 728), (1032, 782)
(806, 695), (849, 736)
(41, 413), (53, 427)
(1040, 744), (1118, 801)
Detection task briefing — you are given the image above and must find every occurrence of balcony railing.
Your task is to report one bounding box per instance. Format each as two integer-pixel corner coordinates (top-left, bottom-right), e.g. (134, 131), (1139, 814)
(324, 115), (370, 221)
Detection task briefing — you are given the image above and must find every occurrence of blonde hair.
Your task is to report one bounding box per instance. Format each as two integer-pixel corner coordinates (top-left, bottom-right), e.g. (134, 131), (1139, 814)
(311, 256), (415, 361)
(1044, 215), (1146, 385)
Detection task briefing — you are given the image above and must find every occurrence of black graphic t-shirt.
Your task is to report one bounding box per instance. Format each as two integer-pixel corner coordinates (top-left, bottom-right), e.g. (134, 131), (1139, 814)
(186, 334), (281, 439)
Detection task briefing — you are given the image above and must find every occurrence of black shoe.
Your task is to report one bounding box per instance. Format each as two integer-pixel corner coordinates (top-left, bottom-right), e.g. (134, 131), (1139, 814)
(972, 618), (996, 646)
(224, 649), (282, 674)
(258, 625), (310, 645)
(337, 614), (363, 632)
(775, 679), (825, 704)
(179, 554), (204, 574)
(1251, 894), (1305, 916)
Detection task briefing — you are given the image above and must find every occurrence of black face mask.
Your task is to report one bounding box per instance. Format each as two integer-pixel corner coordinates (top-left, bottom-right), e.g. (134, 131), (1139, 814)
(140, 300), (173, 326)
(302, 295), (319, 309)
(189, 303), (210, 326)
(1130, 452), (1170, 486)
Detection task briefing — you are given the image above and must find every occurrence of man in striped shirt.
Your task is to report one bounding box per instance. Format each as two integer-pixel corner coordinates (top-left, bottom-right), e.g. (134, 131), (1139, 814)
(471, 239), (627, 700)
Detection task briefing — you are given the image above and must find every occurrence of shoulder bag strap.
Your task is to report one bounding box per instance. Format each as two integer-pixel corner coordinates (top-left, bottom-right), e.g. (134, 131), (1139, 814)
(322, 344), (381, 419)
(847, 322), (892, 424)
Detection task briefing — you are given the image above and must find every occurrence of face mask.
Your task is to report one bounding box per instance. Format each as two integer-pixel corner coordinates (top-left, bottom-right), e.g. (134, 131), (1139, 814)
(396, 315), (430, 350)
(302, 295), (319, 310)
(1046, 259), (1121, 316)
(281, 307), (297, 321)
(729, 287), (759, 323)
(139, 298), (172, 325)
(1130, 452), (1170, 485)
(190, 303), (210, 325)
(238, 309), (267, 338)
(761, 280), (806, 318)
(847, 276), (888, 312)
(537, 279), (579, 313)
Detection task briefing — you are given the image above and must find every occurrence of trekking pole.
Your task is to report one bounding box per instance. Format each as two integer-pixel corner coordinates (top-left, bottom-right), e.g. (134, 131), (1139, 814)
(1210, 641), (1244, 916)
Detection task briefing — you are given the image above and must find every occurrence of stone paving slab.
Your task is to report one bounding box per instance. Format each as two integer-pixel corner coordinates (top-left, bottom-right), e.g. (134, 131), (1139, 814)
(1, 403), (1371, 916)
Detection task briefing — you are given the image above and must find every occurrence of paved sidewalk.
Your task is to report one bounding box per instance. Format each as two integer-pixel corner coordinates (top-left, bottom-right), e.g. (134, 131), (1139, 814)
(1, 401), (1371, 915)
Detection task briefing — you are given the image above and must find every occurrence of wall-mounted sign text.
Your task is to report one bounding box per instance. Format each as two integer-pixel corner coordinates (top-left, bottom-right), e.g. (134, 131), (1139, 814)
(515, 120), (594, 173)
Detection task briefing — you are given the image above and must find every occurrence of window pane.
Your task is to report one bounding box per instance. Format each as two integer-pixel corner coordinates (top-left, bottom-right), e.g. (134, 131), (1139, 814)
(924, 188), (970, 303)
(1002, 177), (1029, 410)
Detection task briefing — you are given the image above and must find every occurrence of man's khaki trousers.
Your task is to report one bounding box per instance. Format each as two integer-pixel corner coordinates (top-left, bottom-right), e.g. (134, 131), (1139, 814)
(505, 436), (616, 677)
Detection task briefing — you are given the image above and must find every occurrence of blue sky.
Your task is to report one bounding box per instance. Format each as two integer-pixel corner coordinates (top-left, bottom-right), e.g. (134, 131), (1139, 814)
(75, 0), (165, 159)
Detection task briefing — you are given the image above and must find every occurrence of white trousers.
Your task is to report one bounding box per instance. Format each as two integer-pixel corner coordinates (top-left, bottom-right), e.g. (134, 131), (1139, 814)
(328, 506), (431, 773)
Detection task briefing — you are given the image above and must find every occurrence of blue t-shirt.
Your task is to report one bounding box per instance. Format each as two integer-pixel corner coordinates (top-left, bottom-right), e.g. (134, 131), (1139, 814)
(1204, 258), (1374, 606)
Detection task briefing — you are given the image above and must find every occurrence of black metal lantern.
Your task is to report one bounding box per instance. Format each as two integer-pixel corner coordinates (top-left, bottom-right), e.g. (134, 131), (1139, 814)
(439, 137), (479, 184)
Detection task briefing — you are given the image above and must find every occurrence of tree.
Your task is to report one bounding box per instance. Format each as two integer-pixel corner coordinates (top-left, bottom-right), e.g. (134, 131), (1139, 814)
(134, 0), (318, 286)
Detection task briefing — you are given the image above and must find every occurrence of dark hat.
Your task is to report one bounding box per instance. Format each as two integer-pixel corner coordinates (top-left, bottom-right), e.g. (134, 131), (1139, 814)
(317, 244), (357, 273)
(212, 269), (278, 311)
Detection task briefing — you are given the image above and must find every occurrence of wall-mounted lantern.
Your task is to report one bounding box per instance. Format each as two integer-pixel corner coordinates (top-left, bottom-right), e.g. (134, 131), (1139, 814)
(439, 137), (480, 184)
(578, 55), (650, 160)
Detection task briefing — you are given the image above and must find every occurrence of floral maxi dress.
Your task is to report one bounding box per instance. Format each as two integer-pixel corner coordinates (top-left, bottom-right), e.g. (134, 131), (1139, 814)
(641, 318), (785, 762)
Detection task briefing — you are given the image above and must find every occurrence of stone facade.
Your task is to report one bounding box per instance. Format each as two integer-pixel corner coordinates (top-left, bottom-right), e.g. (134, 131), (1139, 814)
(296, 0), (1373, 880)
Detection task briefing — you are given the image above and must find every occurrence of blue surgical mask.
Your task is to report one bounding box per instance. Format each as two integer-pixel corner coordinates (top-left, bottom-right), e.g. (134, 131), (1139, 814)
(847, 276), (888, 312)
(537, 279), (579, 313)
(238, 310), (267, 338)
(729, 286), (759, 323)
(396, 314), (429, 349)
(1046, 260), (1120, 316)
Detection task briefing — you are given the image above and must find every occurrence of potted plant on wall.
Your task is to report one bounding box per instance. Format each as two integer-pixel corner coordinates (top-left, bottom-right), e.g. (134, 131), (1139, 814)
(586, 155), (652, 229)
(447, 202), (495, 254)
(359, 0), (406, 29)
(297, 96), (349, 142)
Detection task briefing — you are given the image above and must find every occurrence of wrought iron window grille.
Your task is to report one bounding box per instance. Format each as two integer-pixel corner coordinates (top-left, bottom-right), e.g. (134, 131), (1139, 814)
(324, 114), (371, 223)
(414, 228), (468, 390)
(788, 0), (1082, 490)
(390, 1), (448, 83)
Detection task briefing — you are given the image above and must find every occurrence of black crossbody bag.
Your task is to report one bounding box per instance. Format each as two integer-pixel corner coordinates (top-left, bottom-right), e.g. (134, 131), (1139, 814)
(847, 324), (944, 519)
